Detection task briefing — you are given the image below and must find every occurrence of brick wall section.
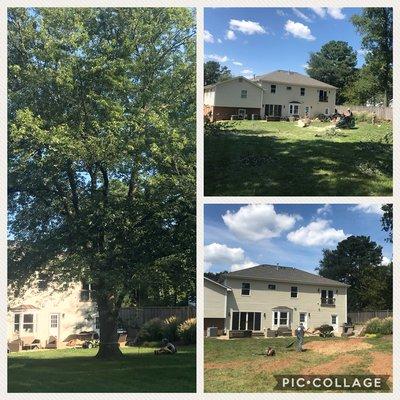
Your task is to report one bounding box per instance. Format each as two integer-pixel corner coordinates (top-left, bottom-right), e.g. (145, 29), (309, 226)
(204, 106), (261, 121)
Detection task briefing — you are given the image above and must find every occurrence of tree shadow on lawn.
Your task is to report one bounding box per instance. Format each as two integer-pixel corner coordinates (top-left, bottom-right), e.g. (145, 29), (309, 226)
(8, 348), (196, 393)
(204, 133), (392, 196)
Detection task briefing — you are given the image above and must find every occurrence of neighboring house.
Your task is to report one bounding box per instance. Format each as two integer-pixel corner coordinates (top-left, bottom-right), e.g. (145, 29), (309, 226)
(7, 276), (99, 349)
(204, 70), (337, 121)
(204, 264), (349, 336)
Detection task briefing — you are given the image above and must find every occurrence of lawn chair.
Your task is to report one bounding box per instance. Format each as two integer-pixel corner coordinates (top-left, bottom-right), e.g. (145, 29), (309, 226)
(21, 336), (41, 350)
(8, 338), (23, 352)
(46, 336), (58, 349)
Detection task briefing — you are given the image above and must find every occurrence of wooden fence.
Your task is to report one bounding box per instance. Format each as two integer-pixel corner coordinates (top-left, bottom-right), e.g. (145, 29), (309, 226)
(119, 306), (196, 328)
(347, 310), (392, 324)
(336, 105), (392, 121)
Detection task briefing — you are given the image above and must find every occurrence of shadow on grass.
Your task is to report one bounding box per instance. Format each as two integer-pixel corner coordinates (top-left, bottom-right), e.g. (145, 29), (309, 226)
(204, 133), (392, 196)
(8, 347), (196, 393)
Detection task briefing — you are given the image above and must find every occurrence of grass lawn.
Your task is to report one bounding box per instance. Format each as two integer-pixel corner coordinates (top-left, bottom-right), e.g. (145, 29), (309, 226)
(204, 120), (392, 196)
(8, 345), (196, 393)
(204, 336), (392, 393)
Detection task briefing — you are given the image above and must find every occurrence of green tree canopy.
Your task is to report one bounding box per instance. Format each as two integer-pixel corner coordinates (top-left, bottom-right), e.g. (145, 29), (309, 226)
(317, 236), (391, 311)
(8, 7), (196, 359)
(352, 8), (393, 106)
(381, 204), (393, 243)
(306, 40), (357, 104)
(204, 61), (232, 86)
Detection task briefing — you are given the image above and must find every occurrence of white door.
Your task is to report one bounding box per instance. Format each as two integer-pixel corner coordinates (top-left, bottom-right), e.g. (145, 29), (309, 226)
(49, 314), (60, 338)
(299, 312), (308, 329)
(331, 314), (338, 331)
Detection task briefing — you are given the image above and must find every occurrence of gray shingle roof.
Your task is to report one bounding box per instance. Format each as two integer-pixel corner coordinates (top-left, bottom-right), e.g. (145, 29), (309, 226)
(204, 276), (232, 291)
(255, 70), (337, 89)
(227, 264), (349, 287)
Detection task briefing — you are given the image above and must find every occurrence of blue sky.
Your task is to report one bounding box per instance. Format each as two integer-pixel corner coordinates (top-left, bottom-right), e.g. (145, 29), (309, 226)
(204, 204), (392, 274)
(204, 7), (366, 78)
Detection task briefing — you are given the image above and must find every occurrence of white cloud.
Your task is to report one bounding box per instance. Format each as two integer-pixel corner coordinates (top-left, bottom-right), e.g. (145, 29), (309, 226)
(229, 19), (266, 35)
(357, 49), (370, 56)
(287, 219), (348, 247)
(381, 256), (391, 266)
(217, 38), (222, 44)
(231, 259), (258, 272)
(222, 204), (301, 242)
(292, 8), (312, 22)
(349, 204), (383, 215)
(317, 204), (332, 216)
(205, 54), (228, 63)
(241, 69), (253, 74)
(285, 20), (315, 41)
(232, 61), (243, 66)
(327, 8), (345, 20)
(204, 30), (214, 43)
(244, 75), (254, 80)
(276, 10), (286, 17)
(311, 7), (326, 18)
(225, 30), (237, 41)
(204, 242), (256, 272)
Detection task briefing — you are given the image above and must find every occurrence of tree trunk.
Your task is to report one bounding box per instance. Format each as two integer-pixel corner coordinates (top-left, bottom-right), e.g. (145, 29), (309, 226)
(95, 299), (123, 359)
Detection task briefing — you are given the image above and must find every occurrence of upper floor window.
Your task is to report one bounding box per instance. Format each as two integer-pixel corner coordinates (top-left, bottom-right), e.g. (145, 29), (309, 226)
(300, 87), (305, 96)
(241, 89), (247, 98)
(321, 289), (335, 305)
(241, 282), (251, 296)
(271, 84), (276, 93)
(291, 286), (298, 298)
(286, 86), (292, 90)
(319, 90), (328, 102)
(268, 284), (276, 290)
(80, 282), (96, 302)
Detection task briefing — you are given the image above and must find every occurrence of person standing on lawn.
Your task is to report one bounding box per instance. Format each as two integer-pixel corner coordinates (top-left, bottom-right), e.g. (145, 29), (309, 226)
(295, 324), (305, 352)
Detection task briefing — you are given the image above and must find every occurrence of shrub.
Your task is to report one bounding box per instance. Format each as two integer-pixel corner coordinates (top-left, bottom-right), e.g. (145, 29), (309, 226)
(137, 318), (164, 342)
(354, 111), (373, 123)
(162, 316), (181, 342)
(365, 317), (392, 335)
(204, 118), (234, 136)
(317, 324), (334, 338)
(178, 318), (196, 344)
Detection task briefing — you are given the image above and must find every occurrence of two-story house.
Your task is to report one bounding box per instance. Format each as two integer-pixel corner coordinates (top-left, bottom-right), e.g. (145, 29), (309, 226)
(204, 264), (349, 336)
(204, 70), (337, 121)
(7, 276), (99, 349)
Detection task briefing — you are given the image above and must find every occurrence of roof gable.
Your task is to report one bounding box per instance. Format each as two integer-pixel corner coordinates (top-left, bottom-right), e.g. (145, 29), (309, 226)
(227, 264), (349, 287)
(204, 76), (263, 91)
(255, 70), (337, 89)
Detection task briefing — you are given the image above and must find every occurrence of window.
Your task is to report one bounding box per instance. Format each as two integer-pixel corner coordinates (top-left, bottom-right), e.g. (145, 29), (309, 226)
(95, 317), (100, 330)
(321, 289), (335, 305)
(299, 313), (306, 323)
(241, 282), (250, 296)
(23, 314), (34, 332)
(14, 314), (20, 333)
(268, 284), (276, 290)
(331, 315), (337, 325)
(289, 104), (299, 115)
(232, 311), (262, 331)
(80, 282), (96, 302)
(305, 106), (310, 115)
(300, 87), (305, 96)
(291, 286), (298, 298)
(319, 90), (328, 102)
(238, 108), (246, 118)
(50, 314), (58, 328)
(37, 273), (48, 290)
(241, 89), (247, 98)
(273, 310), (290, 327)
(265, 104), (282, 117)
(13, 313), (36, 333)
(287, 86), (292, 90)
(325, 108), (329, 115)
(271, 84), (276, 93)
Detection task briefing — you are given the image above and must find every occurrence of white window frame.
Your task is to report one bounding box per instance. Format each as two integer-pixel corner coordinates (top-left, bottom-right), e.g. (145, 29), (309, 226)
(80, 282), (96, 302)
(13, 312), (37, 335)
(241, 89), (247, 98)
(241, 282), (251, 296)
(299, 312), (308, 329)
(289, 104), (299, 115)
(238, 108), (246, 118)
(272, 309), (291, 327)
(331, 314), (338, 331)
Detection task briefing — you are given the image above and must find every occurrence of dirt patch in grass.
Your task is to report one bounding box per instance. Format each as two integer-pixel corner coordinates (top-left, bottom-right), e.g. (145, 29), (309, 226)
(369, 352), (392, 382)
(302, 354), (362, 375)
(304, 338), (372, 355)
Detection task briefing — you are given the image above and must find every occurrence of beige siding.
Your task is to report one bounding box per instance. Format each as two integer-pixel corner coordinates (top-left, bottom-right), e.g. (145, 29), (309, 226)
(214, 79), (263, 108)
(260, 81), (336, 118)
(204, 89), (215, 106)
(204, 280), (227, 319)
(225, 277), (346, 334)
(8, 280), (98, 346)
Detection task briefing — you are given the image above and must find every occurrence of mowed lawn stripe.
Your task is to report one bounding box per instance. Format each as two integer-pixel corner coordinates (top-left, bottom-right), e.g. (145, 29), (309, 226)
(204, 120), (392, 196)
